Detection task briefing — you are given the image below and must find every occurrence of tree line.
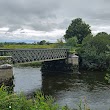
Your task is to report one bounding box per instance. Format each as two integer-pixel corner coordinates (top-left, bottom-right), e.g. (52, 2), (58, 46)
(64, 18), (110, 71)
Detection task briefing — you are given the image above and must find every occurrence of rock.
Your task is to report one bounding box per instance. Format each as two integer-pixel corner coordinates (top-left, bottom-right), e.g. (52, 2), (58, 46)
(0, 64), (12, 69)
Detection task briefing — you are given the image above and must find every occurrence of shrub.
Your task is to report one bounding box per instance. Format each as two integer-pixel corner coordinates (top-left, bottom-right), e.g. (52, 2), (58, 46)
(0, 86), (72, 110)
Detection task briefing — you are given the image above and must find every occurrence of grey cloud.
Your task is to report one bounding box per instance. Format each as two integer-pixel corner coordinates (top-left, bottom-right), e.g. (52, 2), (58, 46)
(0, 0), (110, 33)
(0, 0), (60, 31)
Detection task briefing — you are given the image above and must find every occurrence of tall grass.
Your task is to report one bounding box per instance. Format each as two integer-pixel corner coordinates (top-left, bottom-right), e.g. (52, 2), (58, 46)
(16, 62), (42, 68)
(0, 86), (71, 110)
(0, 44), (56, 49)
(0, 85), (91, 110)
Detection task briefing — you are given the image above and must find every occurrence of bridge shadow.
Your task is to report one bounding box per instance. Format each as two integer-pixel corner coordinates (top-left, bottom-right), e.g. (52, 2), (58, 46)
(41, 73), (80, 95)
(41, 71), (107, 95)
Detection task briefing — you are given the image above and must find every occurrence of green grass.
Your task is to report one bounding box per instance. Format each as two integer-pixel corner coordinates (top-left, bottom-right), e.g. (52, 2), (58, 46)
(0, 85), (71, 110)
(0, 44), (57, 49)
(0, 57), (8, 60)
(16, 62), (42, 68)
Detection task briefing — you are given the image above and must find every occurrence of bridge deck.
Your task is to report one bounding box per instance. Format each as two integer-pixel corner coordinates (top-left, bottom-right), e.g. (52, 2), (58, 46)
(0, 48), (69, 63)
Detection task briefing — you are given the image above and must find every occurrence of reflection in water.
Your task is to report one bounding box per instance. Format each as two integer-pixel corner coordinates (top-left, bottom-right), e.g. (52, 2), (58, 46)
(42, 74), (79, 95)
(13, 67), (110, 110)
(42, 71), (110, 110)
(42, 71), (107, 95)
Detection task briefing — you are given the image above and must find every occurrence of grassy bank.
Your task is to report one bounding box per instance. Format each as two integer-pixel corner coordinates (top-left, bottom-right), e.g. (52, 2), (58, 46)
(15, 62), (42, 68)
(0, 85), (91, 110)
(0, 86), (70, 110)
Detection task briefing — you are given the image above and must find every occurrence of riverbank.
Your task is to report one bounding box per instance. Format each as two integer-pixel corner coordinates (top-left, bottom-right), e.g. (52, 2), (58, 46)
(0, 85), (90, 110)
(15, 62), (42, 68)
(0, 86), (63, 110)
(1, 67), (110, 110)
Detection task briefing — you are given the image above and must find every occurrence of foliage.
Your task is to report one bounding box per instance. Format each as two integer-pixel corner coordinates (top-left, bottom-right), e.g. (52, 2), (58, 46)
(0, 43), (4, 47)
(77, 32), (110, 70)
(65, 37), (78, 53)
(66, 37), (77, 47)
(0, 44), (56, 49)
(64, 18), (91, 44)
(95, 32), (108, 37)
(0, 86), (73, 110)
(77, 98), (90, 110)
(16, 62), (42, 68)
(55, 38), (65, 48)
(38, 40), (47, 45)
(105, 73), (110, 84)
(0, 56), (9, 60)
(104, 69), (110, 84)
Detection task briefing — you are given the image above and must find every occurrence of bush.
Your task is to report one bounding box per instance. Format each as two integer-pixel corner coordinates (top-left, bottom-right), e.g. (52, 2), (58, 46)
(78, 33), (110, 70)
(0, 86), (71, 110)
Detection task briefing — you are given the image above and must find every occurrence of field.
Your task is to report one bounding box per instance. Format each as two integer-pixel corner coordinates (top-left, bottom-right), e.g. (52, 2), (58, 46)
(0, 44), (57, 49)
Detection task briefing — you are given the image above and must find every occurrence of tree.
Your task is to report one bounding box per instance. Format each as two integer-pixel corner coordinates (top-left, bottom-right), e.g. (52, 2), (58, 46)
(95, 32), (108, 37)
(64, 18), (91, 44)
(78, 33), (110, 70)
(39, 40), (46, 45)
(56, 38), (64, 47)
(66, 37), (77, 47)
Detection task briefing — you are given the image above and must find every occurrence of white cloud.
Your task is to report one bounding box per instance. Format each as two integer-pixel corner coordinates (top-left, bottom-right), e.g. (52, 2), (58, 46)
(0, 27), (9, 34)
(91, 25), (110, 35)
(0, 28), (65, 43)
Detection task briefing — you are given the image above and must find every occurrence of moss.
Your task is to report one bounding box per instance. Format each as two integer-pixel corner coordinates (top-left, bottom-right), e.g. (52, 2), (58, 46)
(0, 57), (8, 60)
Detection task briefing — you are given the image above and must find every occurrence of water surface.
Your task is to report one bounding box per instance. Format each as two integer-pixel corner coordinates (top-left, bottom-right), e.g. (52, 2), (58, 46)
(13, 67), (110, 110)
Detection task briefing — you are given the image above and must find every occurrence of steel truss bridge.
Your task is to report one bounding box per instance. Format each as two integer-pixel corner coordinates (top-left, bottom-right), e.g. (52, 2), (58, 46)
(0, 48), (69, 64)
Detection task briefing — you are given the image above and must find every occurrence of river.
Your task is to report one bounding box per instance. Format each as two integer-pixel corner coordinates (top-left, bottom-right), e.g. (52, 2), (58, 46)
(12, 67), (110, 110)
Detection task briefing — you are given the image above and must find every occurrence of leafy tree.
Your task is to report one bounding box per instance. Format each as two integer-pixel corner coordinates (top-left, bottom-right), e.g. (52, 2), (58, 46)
(64, 18), (91, 44)
(66, 37), (77, 47)
(0, 43), (4, 47)
(65, 37), (77, 52)
(55, 38), (64, 47)
(95, 32), (108, 37)
(78, 33), (110, 70)
(39, 40), (46, 45)
(46, 41), (50, 45)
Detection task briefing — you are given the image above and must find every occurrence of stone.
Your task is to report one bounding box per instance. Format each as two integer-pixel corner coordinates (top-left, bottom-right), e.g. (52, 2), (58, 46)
(68, 54), (79, 65)
(0, 64), (12, 69)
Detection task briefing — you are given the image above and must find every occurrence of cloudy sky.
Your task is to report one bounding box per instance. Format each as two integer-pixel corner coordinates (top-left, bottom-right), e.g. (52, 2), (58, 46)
(0, 0), (110, 43)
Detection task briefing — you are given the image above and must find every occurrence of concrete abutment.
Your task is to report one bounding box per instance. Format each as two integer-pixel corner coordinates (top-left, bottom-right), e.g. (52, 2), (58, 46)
(41, 54), (79, 75)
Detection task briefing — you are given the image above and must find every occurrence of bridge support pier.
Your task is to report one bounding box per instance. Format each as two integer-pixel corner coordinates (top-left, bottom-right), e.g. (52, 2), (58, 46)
(41, 56), (79, 75)
(0, 64), (13, 86)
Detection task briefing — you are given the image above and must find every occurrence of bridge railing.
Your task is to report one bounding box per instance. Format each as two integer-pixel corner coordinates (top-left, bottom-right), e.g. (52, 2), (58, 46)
(0, 48), (69, 63)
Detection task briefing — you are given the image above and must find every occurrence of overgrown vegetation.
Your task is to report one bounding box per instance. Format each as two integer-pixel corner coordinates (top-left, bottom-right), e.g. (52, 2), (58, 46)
(77, 33), (110, 70)
(64, 18), (110, 71)
(16, 62), (42, 68)
(0, 85), (92, 110)
(0, 86), (59, 110)
(0, 44), (56, 49)
(0, 56), (9, 60)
